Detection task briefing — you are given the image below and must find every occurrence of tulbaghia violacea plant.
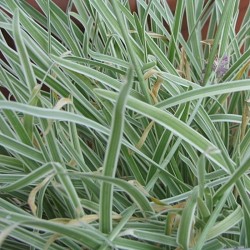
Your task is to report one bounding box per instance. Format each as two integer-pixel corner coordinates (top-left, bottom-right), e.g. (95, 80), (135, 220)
(0, 1), (250, 250)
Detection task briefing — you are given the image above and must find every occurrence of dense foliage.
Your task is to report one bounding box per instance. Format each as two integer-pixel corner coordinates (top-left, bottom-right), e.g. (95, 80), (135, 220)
(0, 0), (250, 249)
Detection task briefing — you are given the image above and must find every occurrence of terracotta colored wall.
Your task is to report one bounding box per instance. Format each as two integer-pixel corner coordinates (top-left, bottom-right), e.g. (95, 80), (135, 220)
(27, 0), (70, 12)
(26, 0), (248, 36)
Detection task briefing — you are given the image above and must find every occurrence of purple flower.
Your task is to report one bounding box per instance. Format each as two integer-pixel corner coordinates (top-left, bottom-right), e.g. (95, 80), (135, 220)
(212, 55), (229, 78)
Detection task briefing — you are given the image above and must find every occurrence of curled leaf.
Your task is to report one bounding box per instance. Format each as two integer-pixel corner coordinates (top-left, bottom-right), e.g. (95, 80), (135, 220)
(44, 98), (73, 135)
(136, 121), (155, 150)
(28, 174), (54, 216)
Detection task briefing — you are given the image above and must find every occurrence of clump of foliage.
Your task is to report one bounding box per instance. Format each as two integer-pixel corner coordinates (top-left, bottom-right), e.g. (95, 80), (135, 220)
(0, 0), (250, 249)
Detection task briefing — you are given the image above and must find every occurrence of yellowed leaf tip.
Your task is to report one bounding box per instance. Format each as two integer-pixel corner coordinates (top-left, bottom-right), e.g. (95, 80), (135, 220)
(28, 174), (53, 216)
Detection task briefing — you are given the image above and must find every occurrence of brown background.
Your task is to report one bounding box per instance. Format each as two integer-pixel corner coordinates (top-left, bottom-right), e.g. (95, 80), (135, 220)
(26, 0), (249, 37)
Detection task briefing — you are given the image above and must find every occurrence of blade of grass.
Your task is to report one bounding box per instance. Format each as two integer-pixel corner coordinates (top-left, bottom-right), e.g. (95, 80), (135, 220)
(12, 9), (36, 93)
(99, 67), (133, 233)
